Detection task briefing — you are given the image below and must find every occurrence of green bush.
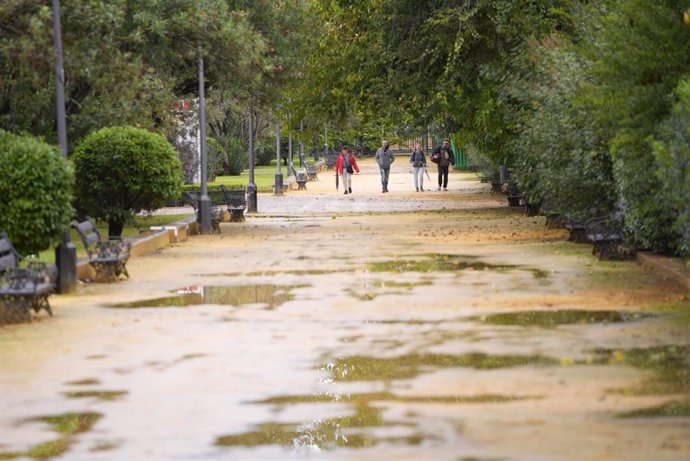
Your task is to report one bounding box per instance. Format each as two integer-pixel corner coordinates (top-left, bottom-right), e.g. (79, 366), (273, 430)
(72, 126), (183, 238)
(254, 135), (276, 166)
(207, 137), (228, 182)
(0, 130), (74, 254)
(650, 78), (690, 256)
(225, 135), (247, 175)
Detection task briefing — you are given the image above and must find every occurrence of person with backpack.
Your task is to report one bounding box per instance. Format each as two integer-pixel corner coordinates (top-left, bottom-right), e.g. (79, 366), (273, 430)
(336, 145), (359, 195)
(374, 140), (395, 193)
(430, 138), (455, 191)
(409, 143), (427, 192)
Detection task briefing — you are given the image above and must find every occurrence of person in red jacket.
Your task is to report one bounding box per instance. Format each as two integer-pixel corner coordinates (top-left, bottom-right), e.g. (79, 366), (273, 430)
(336, 145), (360, 194)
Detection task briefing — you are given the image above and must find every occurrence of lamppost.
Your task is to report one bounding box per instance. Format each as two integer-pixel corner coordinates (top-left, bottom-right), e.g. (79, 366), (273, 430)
(299, 120), (305, 168)
(247, 103), (257, 212)
(52, 0), (76, 294)
(197, 50), (213, 233)
(287, 112), (295, 177)
(274, 120), (283, 195)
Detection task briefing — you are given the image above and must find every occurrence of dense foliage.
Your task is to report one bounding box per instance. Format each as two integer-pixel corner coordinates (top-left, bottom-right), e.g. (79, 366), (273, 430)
(0, 130), (74, 254)
(72, 127), (182, 238)
(1, 0), (688, 255)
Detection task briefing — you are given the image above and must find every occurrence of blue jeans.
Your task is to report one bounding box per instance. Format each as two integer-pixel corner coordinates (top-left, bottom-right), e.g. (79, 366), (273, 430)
(379, 167), (390, 190)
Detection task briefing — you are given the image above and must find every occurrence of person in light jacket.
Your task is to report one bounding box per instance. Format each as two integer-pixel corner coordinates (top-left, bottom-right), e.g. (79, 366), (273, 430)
(374, 140), (395, 193)
(336, 146), (360, 194)
(409, 143), (427, 192)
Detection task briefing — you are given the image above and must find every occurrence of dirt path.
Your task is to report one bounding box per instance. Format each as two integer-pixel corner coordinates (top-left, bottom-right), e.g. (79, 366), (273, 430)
(1, 159), (688, 461)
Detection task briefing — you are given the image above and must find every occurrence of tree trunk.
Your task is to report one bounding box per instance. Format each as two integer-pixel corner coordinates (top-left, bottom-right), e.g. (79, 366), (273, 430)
(108, 220), (125, 239)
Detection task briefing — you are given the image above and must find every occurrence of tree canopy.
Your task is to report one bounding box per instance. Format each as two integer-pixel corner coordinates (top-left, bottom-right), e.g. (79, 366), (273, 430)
(1, 0), (688, 255)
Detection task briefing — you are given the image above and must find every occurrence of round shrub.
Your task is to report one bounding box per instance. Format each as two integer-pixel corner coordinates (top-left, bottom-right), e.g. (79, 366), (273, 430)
(72, 126), (182, 238)
(0, 129), (74, 254)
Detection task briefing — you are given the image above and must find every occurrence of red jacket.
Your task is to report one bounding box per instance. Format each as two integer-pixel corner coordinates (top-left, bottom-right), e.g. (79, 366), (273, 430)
(335, 151), (360, 174)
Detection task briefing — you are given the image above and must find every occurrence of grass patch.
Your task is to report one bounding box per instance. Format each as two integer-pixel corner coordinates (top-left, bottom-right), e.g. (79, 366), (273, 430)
(212, 164), (296, 192)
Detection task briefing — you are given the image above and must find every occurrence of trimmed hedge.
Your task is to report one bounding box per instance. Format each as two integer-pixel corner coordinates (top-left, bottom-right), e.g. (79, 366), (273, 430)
(0, 130), (74, 254)
(72, 126), (183, 238)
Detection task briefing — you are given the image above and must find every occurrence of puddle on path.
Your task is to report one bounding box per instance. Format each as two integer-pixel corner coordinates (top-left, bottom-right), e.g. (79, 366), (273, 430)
(253, 391), (538, 406)
(590, 344), (690, 395)
(618, 400), (690, 418)
(215, 404), (386, 449)
(109, 285), (303, 309)
(63, 390), (128, 401)
(473, 310), (654, 328)
(215, 391), (538, 451)
(0, 412), (103, 460)
(325, 352), (558, 382)
(367, 253), (549, 279)
(216, 254), (548, 279)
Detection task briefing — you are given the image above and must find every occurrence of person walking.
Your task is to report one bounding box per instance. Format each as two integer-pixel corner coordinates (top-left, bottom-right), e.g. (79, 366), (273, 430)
(336, 145), (359, 195)
(430, 138), (455, 191)
(409, 143), (427, 192)
(374, 140), (395, 193)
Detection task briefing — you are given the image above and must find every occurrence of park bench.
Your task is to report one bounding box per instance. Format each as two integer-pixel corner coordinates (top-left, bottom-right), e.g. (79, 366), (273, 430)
(501, 180), (522, 207)
(295, 169), (308, 190)
(324, 151), (339, 169)
(219, 185), (247, 222)
(488, 171), (502, 195)
(522, 192), (540, 217)
(0, 232), (57, 322)
(585, 209), (632, 260)
(564, 217), (588, 243)
(306, 164), (319, 181)
(185, 191), (222, 232)
(72, 217), (132, 281)
(540, 199), (564, 229)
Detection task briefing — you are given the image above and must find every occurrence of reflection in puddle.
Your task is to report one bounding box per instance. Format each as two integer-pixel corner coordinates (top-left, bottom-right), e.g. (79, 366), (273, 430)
(325, 352), (558, 382)
(474, 310), (654, 327)
(618, 400), (690, 418)
(64, 390), (128, 401)
(109, 285), (303, 309)
(216, 392), (537, 451)
(218, 254), (548, 279)
(0, 412), (104, 460)
(591, 345), (690, 394)
(65, 378), (100, 386)
(254, 391), (539, 406)
(367, 253), (549, 278)
(215, 404), (384, 449)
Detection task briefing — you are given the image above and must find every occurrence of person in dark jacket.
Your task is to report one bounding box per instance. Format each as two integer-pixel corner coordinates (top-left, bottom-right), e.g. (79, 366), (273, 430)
(430, 139), (455, 191)
(374, 140), (395, 193)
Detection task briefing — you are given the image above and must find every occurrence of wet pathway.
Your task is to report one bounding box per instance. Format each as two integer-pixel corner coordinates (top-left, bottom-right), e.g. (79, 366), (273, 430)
(1, 160), (688, 460)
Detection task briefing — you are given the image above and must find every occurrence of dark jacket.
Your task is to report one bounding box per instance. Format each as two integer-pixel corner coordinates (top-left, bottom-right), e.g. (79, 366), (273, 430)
(409, 149), (427, 167)
(431, 145), (455, 167)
